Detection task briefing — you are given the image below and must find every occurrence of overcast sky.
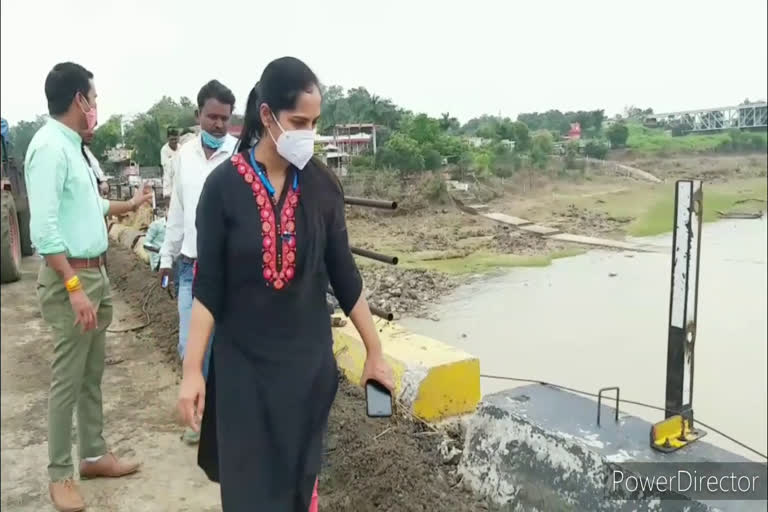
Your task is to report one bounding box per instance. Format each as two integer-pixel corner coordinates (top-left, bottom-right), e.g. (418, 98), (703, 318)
(2, 0), (766, 125)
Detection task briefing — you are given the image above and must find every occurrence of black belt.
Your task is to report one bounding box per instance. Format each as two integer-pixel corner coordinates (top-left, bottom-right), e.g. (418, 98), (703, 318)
(179, 254), (196, 264)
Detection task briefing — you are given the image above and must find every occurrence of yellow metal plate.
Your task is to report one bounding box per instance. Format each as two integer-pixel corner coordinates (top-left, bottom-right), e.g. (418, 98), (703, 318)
(650, 414), (706, 453)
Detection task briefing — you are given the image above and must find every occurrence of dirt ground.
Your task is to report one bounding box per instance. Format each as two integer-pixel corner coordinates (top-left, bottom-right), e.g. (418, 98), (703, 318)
(1, 249), (495, 511)
(1, 256), (221, 511)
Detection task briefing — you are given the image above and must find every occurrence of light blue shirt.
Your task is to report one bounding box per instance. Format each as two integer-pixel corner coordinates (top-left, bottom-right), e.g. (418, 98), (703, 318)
(24, 119), (110, 257)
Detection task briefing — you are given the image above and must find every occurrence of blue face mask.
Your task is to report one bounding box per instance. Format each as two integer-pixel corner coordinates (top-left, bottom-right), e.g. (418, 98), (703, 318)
(201, 130), (226, 150)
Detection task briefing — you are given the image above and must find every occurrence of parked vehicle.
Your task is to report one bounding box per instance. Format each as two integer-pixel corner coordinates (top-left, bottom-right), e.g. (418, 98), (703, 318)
(1, 118), (34, 284)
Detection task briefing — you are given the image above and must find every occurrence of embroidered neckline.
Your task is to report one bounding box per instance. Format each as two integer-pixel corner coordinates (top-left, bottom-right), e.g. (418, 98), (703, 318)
(232, 153), (299, 290)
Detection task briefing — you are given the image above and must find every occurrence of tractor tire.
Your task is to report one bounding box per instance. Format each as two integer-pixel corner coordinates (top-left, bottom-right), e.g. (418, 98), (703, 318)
(1, 190), (23, 284)
(18, 207), (34, 256)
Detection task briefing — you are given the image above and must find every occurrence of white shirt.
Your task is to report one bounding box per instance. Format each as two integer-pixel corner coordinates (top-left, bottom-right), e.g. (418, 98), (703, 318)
(159, 133), (238, 268)
(83, 145), (106, 181)
(160, 142), (178, 197)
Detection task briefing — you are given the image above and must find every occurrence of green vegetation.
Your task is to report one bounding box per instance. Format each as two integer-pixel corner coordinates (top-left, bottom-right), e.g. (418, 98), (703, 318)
(397, 248), (585, 275)
(606, 122), (629, 147)
(584, 140), (609, 159)
(626, 123), (768, 155)
(6, 84), (765, 183)
(628, 178), (768, 237)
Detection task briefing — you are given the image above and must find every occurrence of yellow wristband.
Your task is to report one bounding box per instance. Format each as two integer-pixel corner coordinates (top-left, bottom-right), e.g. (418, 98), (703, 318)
(65, 276), (82, 293)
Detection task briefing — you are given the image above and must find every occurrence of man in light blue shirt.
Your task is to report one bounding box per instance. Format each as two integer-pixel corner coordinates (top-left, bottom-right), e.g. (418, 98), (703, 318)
(25, 61), (152, 512)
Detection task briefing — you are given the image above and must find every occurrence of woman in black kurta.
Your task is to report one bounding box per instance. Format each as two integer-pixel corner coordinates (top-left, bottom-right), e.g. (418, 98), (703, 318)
(177, 57), (394, 512)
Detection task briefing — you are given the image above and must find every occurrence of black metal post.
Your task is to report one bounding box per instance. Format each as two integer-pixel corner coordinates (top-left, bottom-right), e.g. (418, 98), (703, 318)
(664, 180), (703, 424)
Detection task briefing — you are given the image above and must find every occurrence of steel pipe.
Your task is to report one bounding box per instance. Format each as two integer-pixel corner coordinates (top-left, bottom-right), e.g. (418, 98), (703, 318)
(344, 196), (398, 210)
(350, 246), (399, 265)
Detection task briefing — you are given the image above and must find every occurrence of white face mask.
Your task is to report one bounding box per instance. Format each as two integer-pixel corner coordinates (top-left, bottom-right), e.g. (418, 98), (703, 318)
(268, 113), (315, 170)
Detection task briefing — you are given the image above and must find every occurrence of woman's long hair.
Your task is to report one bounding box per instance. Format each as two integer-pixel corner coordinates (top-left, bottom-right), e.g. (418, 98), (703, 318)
(237, 57), (320, 152)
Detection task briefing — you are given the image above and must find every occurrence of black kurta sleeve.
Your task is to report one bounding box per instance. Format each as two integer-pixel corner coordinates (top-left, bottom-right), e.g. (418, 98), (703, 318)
(325, 182), (363, 316)
(193, 170), (227, 319)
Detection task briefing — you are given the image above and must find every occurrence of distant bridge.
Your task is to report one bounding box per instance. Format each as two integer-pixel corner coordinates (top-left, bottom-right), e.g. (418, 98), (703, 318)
(646, 103), (767, 133)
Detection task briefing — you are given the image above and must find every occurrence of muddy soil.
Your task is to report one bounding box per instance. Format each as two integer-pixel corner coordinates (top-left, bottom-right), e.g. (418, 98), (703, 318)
(106, 246), (181, 365)
(545, 204), (632, 237)
(359, 265), (459, 320)
(105, 246), (495, 511)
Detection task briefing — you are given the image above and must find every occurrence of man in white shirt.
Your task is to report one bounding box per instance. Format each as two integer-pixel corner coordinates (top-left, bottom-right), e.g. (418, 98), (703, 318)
(160, 127), (180, 198)
(158, 80), (236, 443)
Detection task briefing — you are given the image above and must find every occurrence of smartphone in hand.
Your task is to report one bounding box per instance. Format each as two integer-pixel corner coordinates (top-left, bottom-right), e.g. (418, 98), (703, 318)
(365, 379), (393, 418)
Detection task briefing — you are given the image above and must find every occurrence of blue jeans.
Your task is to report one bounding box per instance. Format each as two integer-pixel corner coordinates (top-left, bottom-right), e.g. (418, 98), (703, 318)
(177, 258), (213, 379)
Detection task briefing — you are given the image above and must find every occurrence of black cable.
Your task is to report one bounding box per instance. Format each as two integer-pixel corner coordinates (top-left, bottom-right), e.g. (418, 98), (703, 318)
(480, 373), (768, 461)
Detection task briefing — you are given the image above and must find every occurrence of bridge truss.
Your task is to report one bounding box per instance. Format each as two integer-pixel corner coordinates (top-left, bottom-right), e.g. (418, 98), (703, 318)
(651, 103), (767, 133)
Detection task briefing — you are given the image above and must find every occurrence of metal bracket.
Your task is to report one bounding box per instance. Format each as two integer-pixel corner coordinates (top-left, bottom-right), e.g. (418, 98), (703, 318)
(597, 386), (620, 427)
(651, 414), (707, 453)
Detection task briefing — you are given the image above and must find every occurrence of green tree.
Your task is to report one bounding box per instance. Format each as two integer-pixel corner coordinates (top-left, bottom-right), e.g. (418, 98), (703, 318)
(509, 121), (530, 152)
(377, 133), (424, 172)
(458, 151), (474, 175)
(492, 148), (517, 179)
(584, 140), (609, 159)
(434, 135), (469, 162)
(606, 122), (629, 148)
(439, 113), (460, 133)
(530, 131), (554, 169)
(318, 85), (404, 133)
(473, 151), (493, 175)
(422, 147), (443, 170)
(90, 115), (123, 160)
(404, 114), (441, 145)
(7, 116), (47, 160)
(122, 96), (197, 166)
(564, 140), (580, 170)
(124, 114), (163, 166)
(146, 96), (196, 129)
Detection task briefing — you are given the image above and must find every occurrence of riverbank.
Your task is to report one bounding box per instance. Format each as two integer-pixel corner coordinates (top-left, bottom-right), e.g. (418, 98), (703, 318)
(347, 154), (766, 284)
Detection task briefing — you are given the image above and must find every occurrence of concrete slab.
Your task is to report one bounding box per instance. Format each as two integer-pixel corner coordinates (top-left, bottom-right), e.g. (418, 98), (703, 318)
(547, 233), (666, 253)
(332, 322), (480, 421)
(517, 224), (562, 236)
(481, 213), (533, 227)
(459, 385), (766, 511)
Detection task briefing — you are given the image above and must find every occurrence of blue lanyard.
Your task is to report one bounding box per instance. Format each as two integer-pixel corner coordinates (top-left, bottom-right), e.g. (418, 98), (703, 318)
(249, 148), (298, 198)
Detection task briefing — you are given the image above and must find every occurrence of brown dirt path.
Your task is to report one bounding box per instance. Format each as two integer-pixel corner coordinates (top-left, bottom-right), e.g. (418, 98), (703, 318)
(0, 256), (221, 511)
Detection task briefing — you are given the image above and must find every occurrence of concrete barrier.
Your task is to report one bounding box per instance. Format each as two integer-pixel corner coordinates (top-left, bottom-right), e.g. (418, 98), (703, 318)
(458, 385), (764, 511)
(332, 322), (480, 422)
(117, 227), (143, 249)
(109, 223), (149, 264)
(133, 236), (149, 264)
(108, 222), (126, 241)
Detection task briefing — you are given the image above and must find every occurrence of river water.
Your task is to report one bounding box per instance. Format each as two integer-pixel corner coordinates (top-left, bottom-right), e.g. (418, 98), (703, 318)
(402, 218), (767, 460)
